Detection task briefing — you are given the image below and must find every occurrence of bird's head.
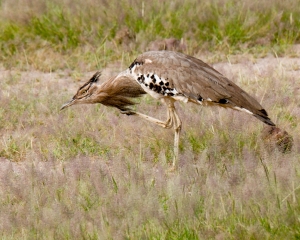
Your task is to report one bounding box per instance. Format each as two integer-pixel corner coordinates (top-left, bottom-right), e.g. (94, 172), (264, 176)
(60, 71), (102, 110)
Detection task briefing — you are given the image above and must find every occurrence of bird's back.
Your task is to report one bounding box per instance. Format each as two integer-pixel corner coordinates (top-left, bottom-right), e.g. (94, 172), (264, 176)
(124, 51), (274, 126)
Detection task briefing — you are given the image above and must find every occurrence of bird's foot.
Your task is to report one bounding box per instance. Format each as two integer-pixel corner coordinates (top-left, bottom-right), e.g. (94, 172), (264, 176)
(120, 110), (136, 116)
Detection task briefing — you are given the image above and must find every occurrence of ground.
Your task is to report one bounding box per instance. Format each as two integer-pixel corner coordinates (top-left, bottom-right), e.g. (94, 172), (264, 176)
(0, 54), (299, 239)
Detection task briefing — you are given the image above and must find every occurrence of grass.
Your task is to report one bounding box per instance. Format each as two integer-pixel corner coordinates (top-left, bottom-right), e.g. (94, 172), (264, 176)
(0, 60), (299, 239)
(1, 0), (300, 70)
(0, 0), (300, 239)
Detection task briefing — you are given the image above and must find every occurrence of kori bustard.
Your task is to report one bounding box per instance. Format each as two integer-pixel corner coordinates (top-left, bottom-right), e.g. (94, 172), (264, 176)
(61, 51), (275, 168)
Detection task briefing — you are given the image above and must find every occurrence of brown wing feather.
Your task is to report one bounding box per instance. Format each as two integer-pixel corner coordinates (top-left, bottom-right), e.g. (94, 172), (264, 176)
(133, 51), (274, 125)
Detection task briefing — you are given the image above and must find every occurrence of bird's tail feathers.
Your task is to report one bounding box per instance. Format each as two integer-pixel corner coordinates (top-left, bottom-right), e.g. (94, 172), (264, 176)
(253, 109), (276, 126)
(230, 104), (276, 126)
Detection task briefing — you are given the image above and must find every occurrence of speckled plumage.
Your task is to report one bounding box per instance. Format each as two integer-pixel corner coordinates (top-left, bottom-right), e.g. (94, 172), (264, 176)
(61, 50), (275, 169)
(121, 51), (274, 125)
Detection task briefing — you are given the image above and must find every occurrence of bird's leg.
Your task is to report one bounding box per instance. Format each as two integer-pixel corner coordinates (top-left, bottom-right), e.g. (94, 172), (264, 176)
(161, 98), (181, 169)
(121, 98), (182, 169)
(120, 109), (173, 129)
(168, 105), (181, 169)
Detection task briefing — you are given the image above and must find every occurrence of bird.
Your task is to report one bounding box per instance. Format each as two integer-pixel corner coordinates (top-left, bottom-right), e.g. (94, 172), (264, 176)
(61, 50), (275, 168)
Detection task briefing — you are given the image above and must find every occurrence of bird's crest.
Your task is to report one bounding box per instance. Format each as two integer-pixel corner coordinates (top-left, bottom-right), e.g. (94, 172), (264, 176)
(79, 71), (101, 91)
(90, 71), (101, 83)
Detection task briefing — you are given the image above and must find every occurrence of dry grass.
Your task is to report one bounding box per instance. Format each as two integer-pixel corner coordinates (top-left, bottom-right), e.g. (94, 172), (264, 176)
(0, 56), (299, 239)
(0, 0), (300, 239)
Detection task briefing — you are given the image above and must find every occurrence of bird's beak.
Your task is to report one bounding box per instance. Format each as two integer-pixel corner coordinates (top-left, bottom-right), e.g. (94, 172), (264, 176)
(60, 99), (75, 111)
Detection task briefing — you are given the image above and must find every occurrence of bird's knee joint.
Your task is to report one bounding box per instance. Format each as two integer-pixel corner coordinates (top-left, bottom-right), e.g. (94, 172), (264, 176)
(175, 126), (181, 131)
(174, 123), (181, 131)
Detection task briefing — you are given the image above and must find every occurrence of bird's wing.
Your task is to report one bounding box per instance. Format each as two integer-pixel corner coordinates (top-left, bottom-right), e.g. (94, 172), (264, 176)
(131, 51), (263, 113)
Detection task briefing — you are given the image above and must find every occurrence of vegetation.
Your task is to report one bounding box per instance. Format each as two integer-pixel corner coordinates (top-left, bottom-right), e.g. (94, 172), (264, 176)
(0, 0), (299, 239)
(0, 0), (300, 70)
